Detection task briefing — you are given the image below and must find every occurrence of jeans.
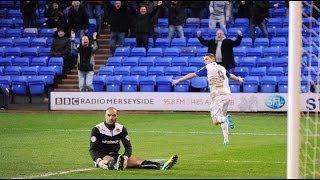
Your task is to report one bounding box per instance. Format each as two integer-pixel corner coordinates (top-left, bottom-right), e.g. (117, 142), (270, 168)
(78, 70), (94, 91)
(168, 25), (185, 40)
(109, 32), (126, 55)
(249, 19), (268, 40)
(209, 14), (227, 35)
(86, 3), (102, 34)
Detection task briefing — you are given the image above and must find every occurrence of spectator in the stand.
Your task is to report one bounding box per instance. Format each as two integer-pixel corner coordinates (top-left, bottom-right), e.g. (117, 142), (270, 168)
(106, 1), (129, 55)
(85, 1), (104, 36)
(187, 1), (209, 19)
(133, 1), (162, 50)
(44, 1), (66, 29)
(197, 29), (242, 71)
(236, 1), (249, 18)
(312, 1), (320, 20)
(208, 1), (231, 35)
(246, 1), (270, 40)
(51, 27), (72, 77)
(21, 1), (38, 28)
(67, 1), (89, 38)
(164, 1), (186, 40)
(71, 31), (98, 92)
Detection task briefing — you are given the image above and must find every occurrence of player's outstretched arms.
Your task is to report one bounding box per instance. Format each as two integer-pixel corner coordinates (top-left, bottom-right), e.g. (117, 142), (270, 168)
(230, 73), (244, 83)
(172, 73), (197, 86)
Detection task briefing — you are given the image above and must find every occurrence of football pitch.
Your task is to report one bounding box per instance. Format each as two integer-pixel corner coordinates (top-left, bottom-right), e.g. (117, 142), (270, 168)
(0, 111), (288, 179)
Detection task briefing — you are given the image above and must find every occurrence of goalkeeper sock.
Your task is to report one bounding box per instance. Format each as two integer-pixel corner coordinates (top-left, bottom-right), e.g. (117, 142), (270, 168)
(220, 122), (229, 142)
(106, 160), (116, 170)
(216, 116), (227, 123)
(140, 160), (161, 169)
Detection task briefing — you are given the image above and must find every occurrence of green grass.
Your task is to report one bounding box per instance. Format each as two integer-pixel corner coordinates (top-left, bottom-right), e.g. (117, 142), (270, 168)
(0, 112), (289, 178)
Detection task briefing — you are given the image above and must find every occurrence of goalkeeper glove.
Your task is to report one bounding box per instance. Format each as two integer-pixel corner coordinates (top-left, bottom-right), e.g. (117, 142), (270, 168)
(96, 158), (108, 169)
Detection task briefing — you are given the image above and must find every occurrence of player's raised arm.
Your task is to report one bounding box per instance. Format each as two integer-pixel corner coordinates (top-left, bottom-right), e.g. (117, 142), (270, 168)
(172, 73), (197, 86)
(229, 73), (244, 83)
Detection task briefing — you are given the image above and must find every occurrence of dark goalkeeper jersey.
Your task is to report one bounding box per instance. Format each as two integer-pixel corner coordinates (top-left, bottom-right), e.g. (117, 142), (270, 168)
(89, 122), (132, 161)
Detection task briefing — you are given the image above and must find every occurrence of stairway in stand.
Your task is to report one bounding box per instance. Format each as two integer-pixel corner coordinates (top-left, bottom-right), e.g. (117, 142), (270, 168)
(54, 26), (111, 92)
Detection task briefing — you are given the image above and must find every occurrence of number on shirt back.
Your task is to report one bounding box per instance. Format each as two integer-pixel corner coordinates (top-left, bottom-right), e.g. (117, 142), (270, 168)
(209, 70), (225, 87)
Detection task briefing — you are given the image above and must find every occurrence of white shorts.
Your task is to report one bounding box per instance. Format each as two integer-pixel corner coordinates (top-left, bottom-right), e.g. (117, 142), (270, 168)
(210, 94), (231, 119)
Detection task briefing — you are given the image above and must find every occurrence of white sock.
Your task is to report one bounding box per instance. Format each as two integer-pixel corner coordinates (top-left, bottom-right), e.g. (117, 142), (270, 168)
(216, 116), (227, 123)
(220, 122), (229, 142)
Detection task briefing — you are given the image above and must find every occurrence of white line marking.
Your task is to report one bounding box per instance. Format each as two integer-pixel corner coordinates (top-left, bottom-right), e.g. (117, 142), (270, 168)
(12, 167), (96, 179)
(195, 160), (286, 164)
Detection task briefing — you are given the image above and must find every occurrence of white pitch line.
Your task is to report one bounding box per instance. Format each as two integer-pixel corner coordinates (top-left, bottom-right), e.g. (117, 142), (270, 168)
(12, 167), (96, 179)
(195, 159), (286, 164)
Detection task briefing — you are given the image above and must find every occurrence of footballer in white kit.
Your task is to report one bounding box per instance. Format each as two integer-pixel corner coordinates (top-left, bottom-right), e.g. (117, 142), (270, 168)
(172, 53), (244, 145)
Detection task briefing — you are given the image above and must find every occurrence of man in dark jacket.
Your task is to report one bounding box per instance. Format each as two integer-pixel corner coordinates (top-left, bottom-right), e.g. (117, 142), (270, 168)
(164, 1), (187, 40)
(106, 1), (129, 55)
(67, 1), (89, 38)
(197, 29), (242, 71)
(246, 1), (270, 40)
(20, 1), (37, 28)
(44, 1), (66, 29)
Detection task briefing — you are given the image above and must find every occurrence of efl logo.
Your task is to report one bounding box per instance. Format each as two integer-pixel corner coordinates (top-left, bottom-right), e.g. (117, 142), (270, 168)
(55, 98), (79, 105)
(265, 95), (285, 109)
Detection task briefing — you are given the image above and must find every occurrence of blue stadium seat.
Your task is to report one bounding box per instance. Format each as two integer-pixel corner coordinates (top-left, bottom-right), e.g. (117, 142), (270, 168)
(233, 46), (247, 57)
(165, 66), (181, 76)
(155, 38), (170, 47)
(271, 7), (287, 17)
(232, 67), (250, 77)
(130, 66), (148, 76)
(187, 38), (202, 47)
(185, 18), (200, 28)
(275, 27), (288, 37)
(124, 38), (136, 47)
(172, 57), (188, 66)
(249, 67), (267, 76)
(48, 57), (63, 75)
(23, 28), (38, 37)
(171, 38), (187, 47)
(148, 66), (165, 76)
(241, 37), (253, 47)
(0, 28), (5, 38)
(227, 27), (246, 37)
(39, 28), (55, 37)
(99, 66), (114, 76)
(200, 18), (209, 28)
(181, 66), (198, 75)
(30, 37), (47, 47)
(6, 28), (22, 38)
(139, 56), (156, 66)
(139, 75), (156, 92)
(188, 57), (204, 67)
(196, 27), (209, 38)
(4, 66), (21, 75)
(0, 19), (14, 28)
(156, 76), (173, 92)
(12, 57), (29, 66)
(301, 76), (312, 93)
(130, 47), (146, 56)
(267, 17), (284, 28)
(11, 75), (28, 95)
(0, 1), (14, 8)
(263, 46), (280, 57)
(7, 9), (22, 18)
(0, 38), (14, 47)
(105, 75), (122, 92)
(155, 57), (172, 66)
(242, 76), (260, 93)
(92, 75), (105, 92)
(13, 37), (30, 47)
(113, 66), (131, 76)
(12, 18), (23, 28)
(0, 75), (11, 89)
(256, 57), (273, 67)
(173, 76), (190, 92)
(180, 46), (197, 57)
(302, 66), (318, 77)
(184, 27), (195, 38)
(147, 47), (163, 57)
(233, 18), (249, 27)
(260, 76), (277, 93)
(158, 18), (168, 27)
(21, 47), (38, 57)
(38, 66), (55, 85)
(238, 57), (256, 68)
(30, 57), (48, 67)
(246, 47), (263, 57)
(114, 47), (130, 56)
(190, 77), (208, 92)
(4, 47), (20, 57)
(155, 27), (168, 38)
(21, 66), (38, 76)
(196, 47), (208, 56)
(273, 57), (288, 67)
(122, 75), (139, 92)
(163, 47), (180, 57)
(229, 79), (241, 93)
(46, 38), (53, 47)
(122, 57), (139, 66)
(38, 47), (51, 56)
(270, 37), (286, 47)
(106, 56), (123, 66)
(0, 66), (3, 75)
(0, 57), (12, 66)
(254, 38), (269, 47)
(267, 67), (284, 76)
(278, 76), (288, 93)
(28, 75), (45, 95)
(89, 18), (97, 29)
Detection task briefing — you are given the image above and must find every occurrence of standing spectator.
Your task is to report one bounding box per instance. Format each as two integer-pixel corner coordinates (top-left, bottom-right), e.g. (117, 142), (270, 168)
(106, 1), (129, 55)
(208, 1), (231, 35)
(71, 31), (98, 92)
(235, 1), (249, 18)
(197, 29), (242, 71)
(67, 1), (89, 38)
(85, 1), (104, 35)
(21, 1), (38, 28)
(44, 1), (66, 29)
(133, 2), (162, 50)
(187, 1), (209, 18)
(246, 1), (270, 40)
(164, 1), (186, 40)
(51, 27), (72, 77)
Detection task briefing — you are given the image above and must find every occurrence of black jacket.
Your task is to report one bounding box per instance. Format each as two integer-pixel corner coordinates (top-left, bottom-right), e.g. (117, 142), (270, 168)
(164, 1), (186, 26)
(51, 36), (71, 57)
(67, 5), (89, 31)
(133, 6), (160, 35)
(198, 35), (242, 71)
(106, 2), (129, 33)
